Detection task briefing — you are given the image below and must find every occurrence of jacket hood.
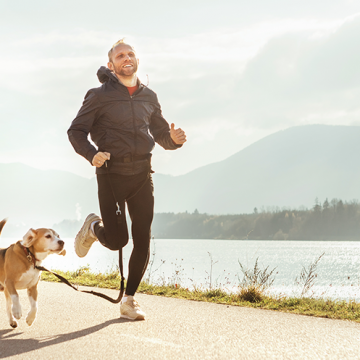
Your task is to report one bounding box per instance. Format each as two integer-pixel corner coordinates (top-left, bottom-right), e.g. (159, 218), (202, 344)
(97, 66), (118, 84)
(97, 66), (143, 90)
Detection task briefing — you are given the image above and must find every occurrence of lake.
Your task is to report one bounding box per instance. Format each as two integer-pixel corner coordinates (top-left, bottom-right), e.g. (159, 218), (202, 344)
(2, 238), (360, 301)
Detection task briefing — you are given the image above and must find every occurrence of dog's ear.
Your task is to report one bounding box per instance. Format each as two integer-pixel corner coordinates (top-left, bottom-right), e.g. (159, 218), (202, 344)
(58, 249), (66, 256)
(22, 229), (38, 247)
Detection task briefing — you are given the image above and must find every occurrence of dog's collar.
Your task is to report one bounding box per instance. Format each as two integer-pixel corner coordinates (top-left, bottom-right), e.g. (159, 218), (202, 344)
(22, 245), (40, 268)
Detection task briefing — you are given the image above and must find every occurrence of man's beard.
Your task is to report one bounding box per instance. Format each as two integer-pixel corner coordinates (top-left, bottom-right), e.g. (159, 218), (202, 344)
(113, 61), (138, 77)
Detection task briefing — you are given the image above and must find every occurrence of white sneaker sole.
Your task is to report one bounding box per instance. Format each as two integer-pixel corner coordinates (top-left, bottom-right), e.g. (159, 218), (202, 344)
(120, 314), (145, 320)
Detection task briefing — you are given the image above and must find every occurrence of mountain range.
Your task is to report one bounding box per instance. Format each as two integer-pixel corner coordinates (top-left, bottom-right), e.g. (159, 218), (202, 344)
(155, 124), (360, 214)
(0, 125), (359, 232)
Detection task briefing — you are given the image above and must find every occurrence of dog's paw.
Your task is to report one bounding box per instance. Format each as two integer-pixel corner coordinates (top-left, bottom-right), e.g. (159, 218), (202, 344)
(12, 306), (22, 320)
(26, 312), (36, 326)
(10, 320), (18, 328)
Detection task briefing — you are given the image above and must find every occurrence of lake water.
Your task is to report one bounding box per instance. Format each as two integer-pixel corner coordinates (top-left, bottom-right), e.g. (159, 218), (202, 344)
(2, 238), (360, 301)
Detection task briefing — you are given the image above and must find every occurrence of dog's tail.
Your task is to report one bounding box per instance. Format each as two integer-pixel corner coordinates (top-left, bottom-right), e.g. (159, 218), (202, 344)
(0, 218), (8, 236)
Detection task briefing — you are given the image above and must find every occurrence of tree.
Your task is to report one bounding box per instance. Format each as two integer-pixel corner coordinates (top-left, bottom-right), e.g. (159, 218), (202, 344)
(323, 198), (329, 210)
(313, 197), (322, 213)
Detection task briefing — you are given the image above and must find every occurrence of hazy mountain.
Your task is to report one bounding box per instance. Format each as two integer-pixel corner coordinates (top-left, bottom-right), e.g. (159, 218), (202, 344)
(1, 125), (359, 232)
(0, 163), (98, 229)
(154, 124), (360, 214)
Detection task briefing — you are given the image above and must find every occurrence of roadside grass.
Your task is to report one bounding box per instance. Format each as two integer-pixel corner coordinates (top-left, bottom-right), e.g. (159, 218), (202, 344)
(41, 267), (360, 323)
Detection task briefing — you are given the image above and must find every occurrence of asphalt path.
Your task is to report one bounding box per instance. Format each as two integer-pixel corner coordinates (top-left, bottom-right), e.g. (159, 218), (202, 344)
(0, 281), (359, 359)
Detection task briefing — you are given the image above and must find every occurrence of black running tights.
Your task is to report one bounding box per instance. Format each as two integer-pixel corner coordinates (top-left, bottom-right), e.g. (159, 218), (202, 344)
(94, 171), (154, 296)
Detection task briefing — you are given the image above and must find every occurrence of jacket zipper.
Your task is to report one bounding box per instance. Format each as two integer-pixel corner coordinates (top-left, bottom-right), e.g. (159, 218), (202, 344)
(129, 85), (143, 160)
(130, 95), (137, 174)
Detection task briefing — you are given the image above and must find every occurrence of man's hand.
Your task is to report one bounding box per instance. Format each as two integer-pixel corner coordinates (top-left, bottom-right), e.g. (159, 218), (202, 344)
(92, 152), (111, 168)
(170, 123), (187, 145)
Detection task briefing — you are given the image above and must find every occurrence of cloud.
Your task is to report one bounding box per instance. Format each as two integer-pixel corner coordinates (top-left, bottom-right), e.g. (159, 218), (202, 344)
(235, 15), (360, 128)
(147, 14), (360, 130)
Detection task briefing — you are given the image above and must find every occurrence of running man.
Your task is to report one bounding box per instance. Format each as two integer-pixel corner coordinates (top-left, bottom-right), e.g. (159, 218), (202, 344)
(67, 39), (186, 320)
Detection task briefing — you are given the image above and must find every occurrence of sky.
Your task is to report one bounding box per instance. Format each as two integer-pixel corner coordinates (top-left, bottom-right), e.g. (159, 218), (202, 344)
(0, 0), (359, 178)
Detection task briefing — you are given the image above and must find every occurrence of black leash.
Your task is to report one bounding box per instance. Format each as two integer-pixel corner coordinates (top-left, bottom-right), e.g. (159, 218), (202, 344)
(36, 250), (124, 304)
(105, 161), (123, 226)
(104, 160), (150, 225)
(24, 243), (124, 303)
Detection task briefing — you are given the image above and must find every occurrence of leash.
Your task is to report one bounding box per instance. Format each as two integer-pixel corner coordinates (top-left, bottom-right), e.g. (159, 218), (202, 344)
(104, 159), (151, 225)
(21, 240), (124, 304)
(35, 249), (124, 304)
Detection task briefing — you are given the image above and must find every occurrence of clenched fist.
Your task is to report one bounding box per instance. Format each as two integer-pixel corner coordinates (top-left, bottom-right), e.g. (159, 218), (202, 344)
(92, 152), (111, 168)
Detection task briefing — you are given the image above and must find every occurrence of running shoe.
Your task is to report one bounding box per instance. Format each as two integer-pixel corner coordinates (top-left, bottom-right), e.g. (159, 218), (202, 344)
(74, 213), (101, 257)
(120, 296), (146, 320)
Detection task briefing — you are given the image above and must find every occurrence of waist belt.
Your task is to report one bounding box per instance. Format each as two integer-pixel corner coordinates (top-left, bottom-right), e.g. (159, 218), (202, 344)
(120, 154), (151, 163)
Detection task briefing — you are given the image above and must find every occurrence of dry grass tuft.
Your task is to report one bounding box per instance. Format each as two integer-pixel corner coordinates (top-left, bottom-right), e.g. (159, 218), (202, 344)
(238, 285), (264, 303)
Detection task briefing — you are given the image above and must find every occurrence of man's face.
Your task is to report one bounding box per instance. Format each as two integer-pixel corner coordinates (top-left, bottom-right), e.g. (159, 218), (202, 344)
(108, 44), (139, 77)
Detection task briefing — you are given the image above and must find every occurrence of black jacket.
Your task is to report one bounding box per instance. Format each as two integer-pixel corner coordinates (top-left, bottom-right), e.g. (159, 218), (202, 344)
(68, 66), (181, 175)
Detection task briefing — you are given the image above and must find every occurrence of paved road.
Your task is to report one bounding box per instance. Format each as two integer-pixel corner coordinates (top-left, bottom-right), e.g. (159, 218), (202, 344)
(0, 282), (359, 359)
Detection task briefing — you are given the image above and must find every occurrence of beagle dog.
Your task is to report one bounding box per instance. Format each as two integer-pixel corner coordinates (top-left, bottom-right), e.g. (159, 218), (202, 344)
(0, 218), (65, 328)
